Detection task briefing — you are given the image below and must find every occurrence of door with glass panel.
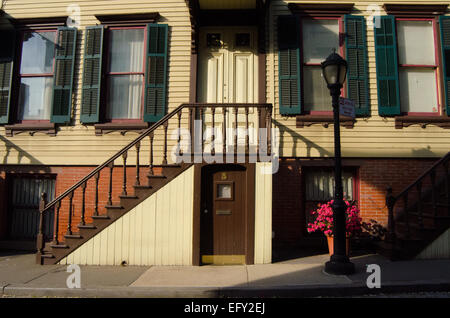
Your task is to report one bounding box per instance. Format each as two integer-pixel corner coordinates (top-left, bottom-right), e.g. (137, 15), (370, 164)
(197, 27), (259, 152)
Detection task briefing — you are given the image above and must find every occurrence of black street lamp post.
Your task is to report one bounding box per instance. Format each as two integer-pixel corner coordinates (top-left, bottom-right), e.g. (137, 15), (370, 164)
(321, 52), (355, 275)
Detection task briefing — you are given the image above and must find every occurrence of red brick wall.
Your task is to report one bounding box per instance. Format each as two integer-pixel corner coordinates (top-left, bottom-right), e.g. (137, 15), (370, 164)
(272, 158), (437, 247)
(0, 165), (162, 241)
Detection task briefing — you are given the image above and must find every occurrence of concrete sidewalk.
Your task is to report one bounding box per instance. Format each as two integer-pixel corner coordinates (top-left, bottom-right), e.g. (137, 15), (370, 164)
(1, 251), (450, 298)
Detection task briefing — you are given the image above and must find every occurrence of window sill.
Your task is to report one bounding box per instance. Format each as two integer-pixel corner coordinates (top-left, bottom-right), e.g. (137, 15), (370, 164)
(296, 115), (355, 129)
(394, 116), (450, 129)
(94, 122), (150, 136)
(5, 123), (56, 137)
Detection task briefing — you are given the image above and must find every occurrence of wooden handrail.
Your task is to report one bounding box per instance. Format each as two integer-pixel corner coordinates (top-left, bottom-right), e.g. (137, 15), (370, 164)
(41, 103), (273, 214)
(393, 152), (450, 202)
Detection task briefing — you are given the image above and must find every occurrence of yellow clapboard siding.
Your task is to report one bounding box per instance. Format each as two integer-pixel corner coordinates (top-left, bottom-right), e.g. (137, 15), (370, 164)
(1, 0), (450, 165)
(254, 162), (272, 264)
(58, 165), (194, 266)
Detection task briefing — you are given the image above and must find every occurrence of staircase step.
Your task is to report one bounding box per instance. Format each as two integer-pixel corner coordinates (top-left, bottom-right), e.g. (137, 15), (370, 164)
(91, 215), (110, 220)
(119, 195), (138, 199)
(78, 224), (96, 230)
(105, 205), (123, 209)
(51, 244), (69, 249)
(41, 253), (55, 258)
(147, 175), (167, 179)
(64, 234), (82, 239)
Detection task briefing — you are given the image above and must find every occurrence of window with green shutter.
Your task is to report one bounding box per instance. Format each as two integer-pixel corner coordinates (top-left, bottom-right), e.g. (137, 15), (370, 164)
(440, 16), (450, 116)
(278, 15), (301, 115)
(374, 15), (401, 116)
(51, 27), (77, 124)
(144, 24), (168, 123)
(80, 26), (104, 123)
(345, 15), (369, 116)
(0, 29), (15, 124)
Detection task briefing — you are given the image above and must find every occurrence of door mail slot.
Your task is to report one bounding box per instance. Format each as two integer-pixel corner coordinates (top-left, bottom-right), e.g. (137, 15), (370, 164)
(216, 209), (231, 215)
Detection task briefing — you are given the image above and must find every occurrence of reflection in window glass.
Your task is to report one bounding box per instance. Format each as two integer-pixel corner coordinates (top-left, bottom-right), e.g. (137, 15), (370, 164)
(18, 77), (54, 120)
(302, 19), (339, 64)
(20, 32), (55, 74)
(303, 66), (332, 111)
(217, 184), (232, 199)
(107, 75), (143, 119)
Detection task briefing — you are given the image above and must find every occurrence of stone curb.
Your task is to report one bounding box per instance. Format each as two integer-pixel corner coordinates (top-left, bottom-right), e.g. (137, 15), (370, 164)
(2, 281), (450, 298)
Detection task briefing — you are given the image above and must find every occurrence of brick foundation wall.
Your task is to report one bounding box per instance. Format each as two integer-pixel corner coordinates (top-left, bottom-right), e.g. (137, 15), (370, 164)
(0, 165), (162, 241)
(272, 158), (437, 247)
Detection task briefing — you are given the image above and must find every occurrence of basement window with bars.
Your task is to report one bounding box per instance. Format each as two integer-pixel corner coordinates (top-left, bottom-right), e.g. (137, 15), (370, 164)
(8, 176), (55, 241)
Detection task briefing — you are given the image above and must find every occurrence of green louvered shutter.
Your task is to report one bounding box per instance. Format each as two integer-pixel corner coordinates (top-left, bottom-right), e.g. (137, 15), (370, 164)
(345, 15), (369, 116)
(80, 26), (104, 123)
(51, 27), (77, 123)
(278, 15), (301, 115)
(0, 29), (15, 124)
(144, 24), (168, 123)
(374, 15), (400, 116)
(440, 16), (450, 116)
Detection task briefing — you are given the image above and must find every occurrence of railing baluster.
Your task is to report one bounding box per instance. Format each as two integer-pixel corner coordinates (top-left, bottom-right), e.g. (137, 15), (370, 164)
(211, 107), (215, 156)
(52, 201), (61, 245)
(445, 161), (450, 216)
(404, 193), (410, 238)
(385, 187), (396, 243)
(94, 172), (99, 216)
(267, 107), (272, 156)
(135, 142), (140, 186)
(107, 162), (114, 206)
(430, 169), (437, 218)
(163, 121), (168, 165)
(66, 191), (74, 235)
(234, 106), (238, 155)
(222, 106), (226, 154)
(257, 107), (261, 154)
(79, 182), (86, 226)
(122, 152), (128, 196)
(189, 107), (194, 158)
(178, 110), (183, 156)
(417, 182), (423, 229)
(245, 108), (249, 154)
(36, 192), (47, 261)
(149, 132), (154, 178)
(200, 107), (205, 155)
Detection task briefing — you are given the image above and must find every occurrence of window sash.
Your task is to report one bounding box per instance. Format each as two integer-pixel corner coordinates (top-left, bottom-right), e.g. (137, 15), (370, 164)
(396, 19), (439, 114)
(18, 30), (56, 121)
(106, 27), (146, 120)
(302, 18), (343, 113)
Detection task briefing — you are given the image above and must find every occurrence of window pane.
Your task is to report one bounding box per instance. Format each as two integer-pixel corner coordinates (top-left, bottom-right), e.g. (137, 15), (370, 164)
(305, 170), (354, 201)
(20, 32), (55, 74)
(397, 21), (435, 65)
(109, 29), (144, 73)
(399, 68), (438, 113)
(302, 19), (339, 64)
(303, 66), (332, 111)
(107, 75), (143, 119)
(18, 77), (53, 120)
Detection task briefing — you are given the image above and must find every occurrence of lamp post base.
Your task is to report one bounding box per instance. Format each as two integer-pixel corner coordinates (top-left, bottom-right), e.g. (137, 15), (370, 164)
(325, 255), (355, 275)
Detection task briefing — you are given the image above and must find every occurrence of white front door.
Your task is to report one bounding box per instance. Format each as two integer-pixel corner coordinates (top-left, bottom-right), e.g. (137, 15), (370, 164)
(198, 27), (259, 151)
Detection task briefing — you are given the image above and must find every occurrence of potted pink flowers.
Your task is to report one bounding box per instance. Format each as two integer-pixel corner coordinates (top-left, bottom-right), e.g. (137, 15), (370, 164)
(307, 200), (362, 256)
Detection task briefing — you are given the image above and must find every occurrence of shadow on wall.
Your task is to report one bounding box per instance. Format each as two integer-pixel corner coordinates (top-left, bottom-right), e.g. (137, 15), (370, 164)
(0, 135), (46, 166)
(273, 120), (333, 158)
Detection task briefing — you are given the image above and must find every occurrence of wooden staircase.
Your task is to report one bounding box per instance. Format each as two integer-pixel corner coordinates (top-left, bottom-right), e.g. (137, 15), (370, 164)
(36, 103), (273, 265)
(378, 152), (450, 260)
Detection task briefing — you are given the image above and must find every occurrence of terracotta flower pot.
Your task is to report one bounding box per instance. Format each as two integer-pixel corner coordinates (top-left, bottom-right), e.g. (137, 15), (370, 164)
(326, 235), (350, 256)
